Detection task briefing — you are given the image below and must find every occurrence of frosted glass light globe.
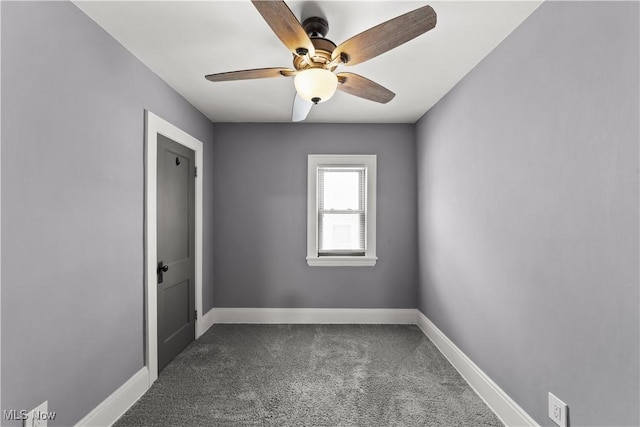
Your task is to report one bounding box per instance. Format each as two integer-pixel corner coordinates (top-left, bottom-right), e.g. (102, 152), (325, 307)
(294, 69), (338, 104)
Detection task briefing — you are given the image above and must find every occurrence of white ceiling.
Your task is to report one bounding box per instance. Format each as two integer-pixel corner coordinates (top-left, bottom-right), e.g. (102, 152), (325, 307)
(74, 0), (542, 123)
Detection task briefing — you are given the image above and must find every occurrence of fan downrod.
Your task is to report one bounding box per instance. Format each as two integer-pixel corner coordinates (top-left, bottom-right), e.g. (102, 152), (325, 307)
(302, 17), (329, 38)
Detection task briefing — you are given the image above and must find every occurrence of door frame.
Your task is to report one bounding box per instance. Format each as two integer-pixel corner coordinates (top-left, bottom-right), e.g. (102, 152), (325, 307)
(144, 110), (203, 385)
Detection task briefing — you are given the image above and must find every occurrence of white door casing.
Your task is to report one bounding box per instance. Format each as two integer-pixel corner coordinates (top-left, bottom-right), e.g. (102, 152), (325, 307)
(144, 111), (203, 385)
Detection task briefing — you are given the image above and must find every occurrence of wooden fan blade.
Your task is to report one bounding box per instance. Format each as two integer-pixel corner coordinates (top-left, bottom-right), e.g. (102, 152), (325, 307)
(251, 0), (315, 56)
(205, 68), (296, 82)
(332, 6), (436, 66)
(292, 93), (313, 122)
(337, 73), (395, 104)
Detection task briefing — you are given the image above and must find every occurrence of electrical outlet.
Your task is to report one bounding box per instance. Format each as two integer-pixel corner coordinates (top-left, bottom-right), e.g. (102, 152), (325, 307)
(23, 401), (50, 427)
(548, 392), (568, 427)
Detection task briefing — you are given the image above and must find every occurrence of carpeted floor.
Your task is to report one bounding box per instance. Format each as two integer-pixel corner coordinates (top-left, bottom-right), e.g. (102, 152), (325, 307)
(115, 324), (503, 426)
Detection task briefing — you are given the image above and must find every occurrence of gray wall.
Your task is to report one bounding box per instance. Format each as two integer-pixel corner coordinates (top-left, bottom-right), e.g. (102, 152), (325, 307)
(3, 1), (636, 426)
(0, 2), (214, 426)
(416, 1), (639, 426)
(212, 123), (417, 308)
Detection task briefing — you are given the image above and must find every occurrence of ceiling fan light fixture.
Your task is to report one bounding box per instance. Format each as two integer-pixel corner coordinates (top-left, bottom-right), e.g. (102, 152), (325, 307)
(294, 68), (337, 104)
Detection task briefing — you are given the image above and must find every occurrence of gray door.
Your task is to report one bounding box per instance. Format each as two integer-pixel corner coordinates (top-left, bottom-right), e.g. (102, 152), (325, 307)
(157, 134), (196, 372)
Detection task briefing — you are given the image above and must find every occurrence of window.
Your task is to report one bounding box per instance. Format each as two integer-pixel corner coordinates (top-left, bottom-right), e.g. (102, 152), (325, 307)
(307, 155), (377, 266)
(318, 166), (365, 255)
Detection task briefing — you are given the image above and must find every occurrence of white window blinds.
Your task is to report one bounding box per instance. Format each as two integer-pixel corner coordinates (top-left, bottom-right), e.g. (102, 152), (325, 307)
(317, 166), (366, 256)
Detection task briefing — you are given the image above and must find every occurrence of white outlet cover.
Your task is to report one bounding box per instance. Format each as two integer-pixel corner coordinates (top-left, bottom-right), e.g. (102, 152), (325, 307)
(548, 392), (568, 427)
(23, 401), (48, 427)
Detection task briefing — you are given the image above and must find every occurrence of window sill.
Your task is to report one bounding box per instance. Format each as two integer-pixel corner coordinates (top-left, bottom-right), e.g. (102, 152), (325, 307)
(306, 256), (377, 267)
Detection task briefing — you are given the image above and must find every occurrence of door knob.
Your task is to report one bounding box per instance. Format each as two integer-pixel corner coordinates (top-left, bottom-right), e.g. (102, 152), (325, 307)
(157, 261), (169, 284)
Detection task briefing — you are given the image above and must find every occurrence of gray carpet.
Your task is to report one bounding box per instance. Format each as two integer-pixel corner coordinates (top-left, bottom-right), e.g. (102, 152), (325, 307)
(115, 324), (503, 426)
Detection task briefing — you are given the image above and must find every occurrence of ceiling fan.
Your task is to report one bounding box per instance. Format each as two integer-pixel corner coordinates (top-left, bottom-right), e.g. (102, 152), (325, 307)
(205, 1), (437, 122)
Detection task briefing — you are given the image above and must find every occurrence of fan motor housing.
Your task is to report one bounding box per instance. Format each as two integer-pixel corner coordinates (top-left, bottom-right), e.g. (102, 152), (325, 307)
(294, 17), (337, 71)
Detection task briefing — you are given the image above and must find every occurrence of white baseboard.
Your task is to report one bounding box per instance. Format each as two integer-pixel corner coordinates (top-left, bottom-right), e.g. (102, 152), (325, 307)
(75, 309), (535, 427)
(416, 311), (538, 427)
(211, 308), (417, 324)
(76, 307), (214, 427)
(75, 367), (149, 427)
(196, 307), (216, 338)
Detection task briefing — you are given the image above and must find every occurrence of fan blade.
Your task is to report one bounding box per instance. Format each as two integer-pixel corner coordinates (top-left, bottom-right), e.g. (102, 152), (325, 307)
(251, 0), (315, 56)
(332, 6), (436, 66)
(292, 93), (313, 122)
(205, 67), (295, 82)
(337, 73), (395, 104)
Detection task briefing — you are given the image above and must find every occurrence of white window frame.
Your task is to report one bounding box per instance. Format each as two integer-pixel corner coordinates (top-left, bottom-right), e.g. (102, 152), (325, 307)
(307, 154), (377, 266)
